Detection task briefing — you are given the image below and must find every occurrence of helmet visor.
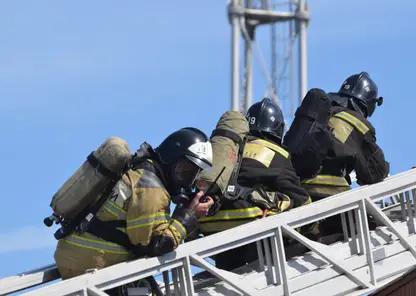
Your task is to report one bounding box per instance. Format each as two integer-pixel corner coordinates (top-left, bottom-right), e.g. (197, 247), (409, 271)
(186, 154), (212, 171)
(172, 158), (202, 190)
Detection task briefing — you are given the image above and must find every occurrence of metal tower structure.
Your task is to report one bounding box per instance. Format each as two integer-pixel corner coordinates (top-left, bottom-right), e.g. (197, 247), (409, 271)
(229, 0), (310, 122)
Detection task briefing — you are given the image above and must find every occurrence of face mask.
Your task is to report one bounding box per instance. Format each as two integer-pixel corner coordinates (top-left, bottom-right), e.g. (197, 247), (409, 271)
(171, 188), (193, 205)
(170, 158), (201, 205)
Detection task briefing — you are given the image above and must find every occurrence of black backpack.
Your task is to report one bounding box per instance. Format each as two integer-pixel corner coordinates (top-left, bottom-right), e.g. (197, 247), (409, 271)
(283, 88), (335, 180)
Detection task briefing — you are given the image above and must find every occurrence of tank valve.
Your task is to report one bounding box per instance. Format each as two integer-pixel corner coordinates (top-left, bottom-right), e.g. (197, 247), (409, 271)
(43, 217), (53, 227)
(43, 214), (60, 227)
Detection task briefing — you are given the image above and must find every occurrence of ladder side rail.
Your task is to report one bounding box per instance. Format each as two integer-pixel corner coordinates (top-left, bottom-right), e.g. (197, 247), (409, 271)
(18, 169), (416, 295)
(2, 190), (401, 296)
(0, 264), (60, 295)
(18, 168), (416, 294)
(3, 190), (403, 294)
(16, 264), (57, 276)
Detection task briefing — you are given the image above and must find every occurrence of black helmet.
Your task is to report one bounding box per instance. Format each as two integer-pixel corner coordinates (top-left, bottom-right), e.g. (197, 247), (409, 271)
(246, 98), (285, 144)
(154, 127), (213, 198)
(337, 72), (383, 117)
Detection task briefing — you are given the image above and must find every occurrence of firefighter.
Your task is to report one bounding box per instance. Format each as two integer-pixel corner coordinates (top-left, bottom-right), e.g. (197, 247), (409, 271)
(54, 127), (215, 281)
(199, 98), (311, 271)
(300, 72), (389, 237)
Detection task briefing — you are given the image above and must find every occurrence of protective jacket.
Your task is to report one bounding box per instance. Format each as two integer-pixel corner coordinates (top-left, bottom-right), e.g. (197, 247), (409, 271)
(199, 137), (311, 235)
(301, 105), (390, 199)
(54, 160), (198, 279)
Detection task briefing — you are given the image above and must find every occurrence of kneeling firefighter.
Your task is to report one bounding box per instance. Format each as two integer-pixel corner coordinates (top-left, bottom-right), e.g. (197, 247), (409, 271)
(52, 128), (214, 291)
(197, 99), (311, 271)
(284, 72), (390, 238)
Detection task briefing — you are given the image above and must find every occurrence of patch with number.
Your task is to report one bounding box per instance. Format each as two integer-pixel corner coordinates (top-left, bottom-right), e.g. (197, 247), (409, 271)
(328, 117), (353, 143)
(109, 179), (132, 209)
(243, 143), (275, 168)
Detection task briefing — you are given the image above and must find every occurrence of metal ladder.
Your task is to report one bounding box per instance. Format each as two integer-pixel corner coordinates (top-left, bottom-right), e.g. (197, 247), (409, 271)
(2, 169), (416, 296)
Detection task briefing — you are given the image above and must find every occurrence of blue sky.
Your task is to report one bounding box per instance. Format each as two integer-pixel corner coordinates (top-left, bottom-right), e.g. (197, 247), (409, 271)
(0, 0), (415, 294)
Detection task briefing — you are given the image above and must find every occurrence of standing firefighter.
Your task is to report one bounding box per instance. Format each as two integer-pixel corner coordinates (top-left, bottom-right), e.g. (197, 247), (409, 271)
(53, 127), (214, 285)
(284, 72), (389, 238)
(198, 100), (311, 271)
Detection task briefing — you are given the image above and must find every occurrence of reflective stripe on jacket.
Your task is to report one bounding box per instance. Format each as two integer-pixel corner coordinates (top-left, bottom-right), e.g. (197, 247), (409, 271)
(199, 206), (282, 234)
(302, 174), (350, 187)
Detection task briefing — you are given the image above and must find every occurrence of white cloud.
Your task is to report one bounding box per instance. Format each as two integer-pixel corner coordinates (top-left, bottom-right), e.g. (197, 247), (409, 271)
(0, 226), (56, 254)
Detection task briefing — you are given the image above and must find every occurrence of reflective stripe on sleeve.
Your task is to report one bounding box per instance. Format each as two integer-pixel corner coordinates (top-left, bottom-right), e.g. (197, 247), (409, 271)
(170, 219), (187, 238)
(126, 213), (170, 230)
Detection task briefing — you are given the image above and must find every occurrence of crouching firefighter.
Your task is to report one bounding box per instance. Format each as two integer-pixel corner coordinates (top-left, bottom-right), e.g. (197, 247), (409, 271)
(284, 72), (390, 238)
(198, 99), (311, 271)
(52, 128), (214, 292)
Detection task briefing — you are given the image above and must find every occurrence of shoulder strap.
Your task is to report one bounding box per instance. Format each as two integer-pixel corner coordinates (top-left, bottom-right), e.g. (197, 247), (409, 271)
(222, 136), (249, 200)
(211, 129), (243, 147)
(209, 128), (248, 201)
(133, 158), (168, 190)
(53, 176), (122, 240)
(54, 152), (134, 240)
(76, 178), (122, 232)
(87, 152), (121, 180)
(77, 158), (164, 239)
